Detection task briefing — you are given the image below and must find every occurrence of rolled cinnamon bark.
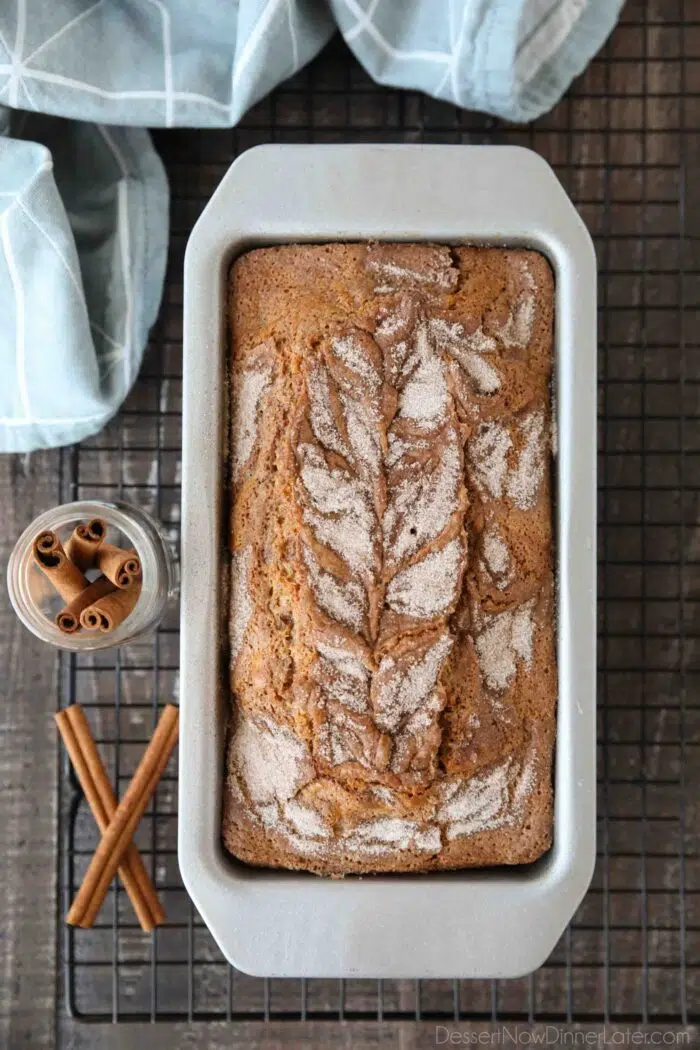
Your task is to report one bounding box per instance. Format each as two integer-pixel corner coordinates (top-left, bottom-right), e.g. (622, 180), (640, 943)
(64, 519), (107, 572)
(32, 532), (88, 604)
(95, 543), (142, 588)
(56, 575), (117, 634)
(85, 518), (107, 542)
(80, 576), (142, 632)
(123, 549), (141, 578)
(35, 530), (60, 555)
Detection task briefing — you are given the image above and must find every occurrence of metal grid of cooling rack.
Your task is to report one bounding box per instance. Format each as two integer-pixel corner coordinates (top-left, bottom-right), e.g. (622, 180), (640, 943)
(57, 0), (700, 1025)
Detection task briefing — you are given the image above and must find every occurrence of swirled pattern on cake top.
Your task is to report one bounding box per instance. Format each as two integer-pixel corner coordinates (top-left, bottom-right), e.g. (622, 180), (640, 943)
(224, 242), (556, 875)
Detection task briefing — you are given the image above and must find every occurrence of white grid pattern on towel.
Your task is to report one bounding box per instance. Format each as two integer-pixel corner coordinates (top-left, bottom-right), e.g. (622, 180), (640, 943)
(0, 0), (309, 124)
(0, 0), (610, 125)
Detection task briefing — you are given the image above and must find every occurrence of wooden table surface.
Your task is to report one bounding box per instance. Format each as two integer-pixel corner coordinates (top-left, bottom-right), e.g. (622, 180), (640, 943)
(2, 3), (700, 1046)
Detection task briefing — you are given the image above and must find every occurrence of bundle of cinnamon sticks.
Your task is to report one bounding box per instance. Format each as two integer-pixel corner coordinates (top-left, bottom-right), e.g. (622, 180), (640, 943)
(56, 703), (179, 932)
(32, 518), (142, 634)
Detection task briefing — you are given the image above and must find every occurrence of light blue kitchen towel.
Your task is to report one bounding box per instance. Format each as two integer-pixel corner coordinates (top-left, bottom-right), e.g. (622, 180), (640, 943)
(0, 0), (623, 452)
(0, 116), (168, 452)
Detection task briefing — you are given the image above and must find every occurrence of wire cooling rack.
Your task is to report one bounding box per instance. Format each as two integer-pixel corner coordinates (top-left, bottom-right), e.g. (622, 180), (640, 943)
(57, 0), (700, 1025)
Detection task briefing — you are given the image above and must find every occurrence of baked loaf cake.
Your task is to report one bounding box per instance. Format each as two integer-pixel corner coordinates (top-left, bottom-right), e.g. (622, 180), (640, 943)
(223, 242), (556, 875)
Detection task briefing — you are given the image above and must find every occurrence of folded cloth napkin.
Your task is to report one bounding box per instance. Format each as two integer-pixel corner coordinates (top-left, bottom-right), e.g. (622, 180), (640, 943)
(0, 0), (622, 452)
(0, 115), (167, 452)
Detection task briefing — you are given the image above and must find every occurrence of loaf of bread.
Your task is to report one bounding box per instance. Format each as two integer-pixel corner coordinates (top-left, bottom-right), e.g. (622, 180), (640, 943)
(223, 242), (556, 875)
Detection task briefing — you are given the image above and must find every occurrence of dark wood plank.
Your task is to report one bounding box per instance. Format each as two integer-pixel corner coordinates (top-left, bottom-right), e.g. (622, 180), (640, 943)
(0, 452), (60, 1049)
(60, 1020), (396, 1049)
(57, 1019), (700, 1049)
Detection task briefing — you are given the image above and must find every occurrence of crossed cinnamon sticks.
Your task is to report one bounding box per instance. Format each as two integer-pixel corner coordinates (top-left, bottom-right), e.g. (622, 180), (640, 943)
(56, 703), (179, 931)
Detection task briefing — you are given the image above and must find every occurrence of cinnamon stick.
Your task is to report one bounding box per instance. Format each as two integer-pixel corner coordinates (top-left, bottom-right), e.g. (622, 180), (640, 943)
(67, 704), (179, 928)
(95, 542), (142, 588)
(64, 518), (107, 572)
(85, 518), (107, 542)
(55, 575), (117, 634)
(122, 549), (141, 578)
(80, 576), (142, 632)
(35, 530), (60, 554)
(55, 706), (165, 931)
(32, 532), (88, 604)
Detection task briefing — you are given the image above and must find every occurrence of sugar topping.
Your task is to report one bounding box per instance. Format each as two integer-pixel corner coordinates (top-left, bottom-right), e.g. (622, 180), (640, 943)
(231, 714), (313, 805)
(316, 713), (356, 766)
(512, 601), (536, 666)
(389, 687), (444, 776)
(386, 539), (464, 619)
(511, 742), (537, 811)
(397, 323), (449, 427)
(297, 443), (376, 577)
(331, 333), (381, 391)
(284, 799), (332, 839)
(299, 309), (465, 634)
(232, 359), (273, 481)
(303, 507), (374, 581)
(460, 352), (501, 395)
(491, 258), (536, 349)
(474, 599), (536, 693)
(366, 244), (459, 293)
(482, 526), (509, 577)
(345, 817), (441, 855)
(464, 327), (498, 354)
(302, 543), (366, 632)
(375, 311), (405, 341)
(340, 391), (382, 476)
(315, 638), (368, 686)
(233, 732), (537, 855)
(481, 523), (512, 587)
(229, 546), (253, 665)
(295, 305), (466, 781)
(470, 411), (546, 511)
(314, 638), (370, 714)
(373, 295), (415, 352)
(233, 725), (538, 856)
(439, 759), (511, 837)
(429, 317), (501, 394)
(384, 431), (462, 563)
(507, 411), (546, 510)
(385, 431), (432, 469)
(230, 712), (539, 860)
(386, 433), (407, 468)
(373, 634), (453, 733)
(307, 365), (350, 460)
(370, 260), (448, 288)
(439, 735), (538, 840)
(470, 421), (512, 500)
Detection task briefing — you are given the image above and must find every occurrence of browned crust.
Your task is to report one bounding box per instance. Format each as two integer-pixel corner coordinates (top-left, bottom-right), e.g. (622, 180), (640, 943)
(223, 242), (556, 877)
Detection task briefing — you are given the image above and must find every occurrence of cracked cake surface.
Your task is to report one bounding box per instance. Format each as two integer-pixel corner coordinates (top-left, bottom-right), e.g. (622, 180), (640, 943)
(223, 242), (556, 875)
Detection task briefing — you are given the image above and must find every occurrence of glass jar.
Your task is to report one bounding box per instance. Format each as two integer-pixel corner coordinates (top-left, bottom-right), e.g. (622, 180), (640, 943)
(7, 500), (179, 651)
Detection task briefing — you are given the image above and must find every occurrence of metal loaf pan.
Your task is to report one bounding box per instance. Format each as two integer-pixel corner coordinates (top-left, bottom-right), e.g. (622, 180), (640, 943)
(180, 144), (597, 979)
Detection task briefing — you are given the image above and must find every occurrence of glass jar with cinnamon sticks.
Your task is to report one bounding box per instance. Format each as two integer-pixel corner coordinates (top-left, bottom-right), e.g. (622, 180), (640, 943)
(7, 501), (178, 650)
